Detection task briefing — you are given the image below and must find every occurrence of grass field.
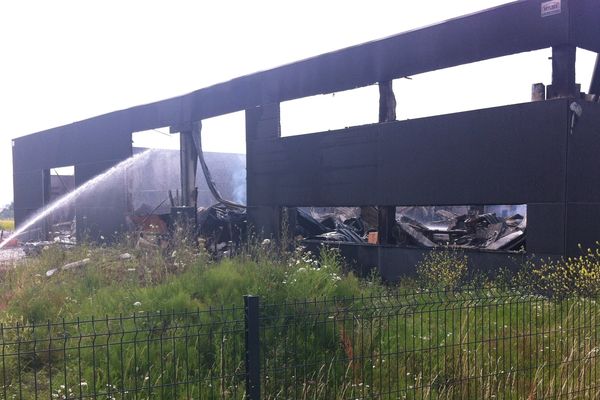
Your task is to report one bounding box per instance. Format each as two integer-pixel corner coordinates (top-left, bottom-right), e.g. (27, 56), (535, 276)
(0, 241), (598, 398)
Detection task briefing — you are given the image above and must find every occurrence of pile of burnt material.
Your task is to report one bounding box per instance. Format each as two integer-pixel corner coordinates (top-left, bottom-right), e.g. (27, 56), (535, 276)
(192, 205), (526, 253)
(394, 212), (525, 250)
(197, 204), (247, 255)
(294, 206), (525, 251)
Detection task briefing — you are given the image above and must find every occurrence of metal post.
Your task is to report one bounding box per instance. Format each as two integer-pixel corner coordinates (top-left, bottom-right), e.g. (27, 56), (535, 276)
(548, 45), (577, 99)
(245, 104), (281, 240)
(377, 80), (397, 245)
(179, 130), (197, 207)
(244, 295), (260, 400)
(170, 128), (198, 235)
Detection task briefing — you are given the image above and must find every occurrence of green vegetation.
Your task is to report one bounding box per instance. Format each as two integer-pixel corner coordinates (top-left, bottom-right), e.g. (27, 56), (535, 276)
(0, 241), (599, 398)
(0, 242), (366, 323)
(416, 247), (468, 289)
(517, 243), (600, 299)
(0, 219), (14, 231)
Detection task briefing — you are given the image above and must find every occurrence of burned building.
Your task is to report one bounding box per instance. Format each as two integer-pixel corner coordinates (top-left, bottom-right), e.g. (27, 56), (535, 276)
(11, 148), (245, 242)
(11, 0), (600, 279)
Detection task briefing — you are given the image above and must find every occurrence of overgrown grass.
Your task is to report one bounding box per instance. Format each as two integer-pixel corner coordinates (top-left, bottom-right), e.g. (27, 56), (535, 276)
(0, 241), (367, 324)
(0, 242), (599, 399)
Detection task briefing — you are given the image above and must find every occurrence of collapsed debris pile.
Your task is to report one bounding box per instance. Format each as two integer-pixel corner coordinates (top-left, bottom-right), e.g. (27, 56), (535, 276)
(195, 205), (526, 252)
(393, 211), (525, 250)
(4, 202), (524, 258)
(197, 204), (246, 254)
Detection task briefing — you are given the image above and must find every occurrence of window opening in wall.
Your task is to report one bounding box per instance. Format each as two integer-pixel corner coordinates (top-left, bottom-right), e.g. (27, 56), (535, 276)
(128, 128), (180, 235)
(45, 165), (76, 242)
(132, 127), (179, 150)
(200, 111), (246, 206)
(576, 48), (598, 95)
(278, 49), (600, 139)
(128, 120), (247, 237)
(295, 205), (526, 252)
(281, 85), (379, 137)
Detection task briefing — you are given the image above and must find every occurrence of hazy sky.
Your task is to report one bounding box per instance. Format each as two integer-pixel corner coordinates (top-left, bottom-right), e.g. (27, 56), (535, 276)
(0, 0), (597, 208)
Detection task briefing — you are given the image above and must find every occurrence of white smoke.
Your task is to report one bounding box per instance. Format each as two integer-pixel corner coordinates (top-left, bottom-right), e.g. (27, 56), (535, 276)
(232, 168), (247, 205)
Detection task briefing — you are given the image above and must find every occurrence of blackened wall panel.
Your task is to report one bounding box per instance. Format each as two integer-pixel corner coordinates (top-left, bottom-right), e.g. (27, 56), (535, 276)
(12, 125), (131, 234)
(565, 204), (600, 255)
(527, 203), (565, 256)
(248, 124), (380, 206)
(13, 171), (45, 210)
(12, 169), (46, 230)
(303, 242), (530, 282)
(565, 101), (600, 255)
(567, 101), (600, 203)
(377, 99), (568, 206)
(13, 128), (131, 172)
(11, 169), (50, 240)
(246, 104), (282, 238)
(250, 100), (568, 207)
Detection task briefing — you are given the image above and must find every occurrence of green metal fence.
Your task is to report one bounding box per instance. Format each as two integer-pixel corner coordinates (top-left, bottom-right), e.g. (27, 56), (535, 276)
(1, 289), (600, 399)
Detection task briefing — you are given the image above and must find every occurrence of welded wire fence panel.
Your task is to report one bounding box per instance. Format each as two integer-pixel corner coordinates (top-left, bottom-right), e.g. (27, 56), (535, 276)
(1, 290), (600, 399)
(0, 308), (246, 399)
(259, 290), (600, 400)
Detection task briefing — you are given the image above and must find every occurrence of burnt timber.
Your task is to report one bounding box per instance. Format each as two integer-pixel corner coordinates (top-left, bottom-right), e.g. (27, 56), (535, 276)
(12, 0), (600, 279)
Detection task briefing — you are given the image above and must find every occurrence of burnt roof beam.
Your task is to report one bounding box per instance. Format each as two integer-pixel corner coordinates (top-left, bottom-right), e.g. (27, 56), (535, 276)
(188, 0), (572, 120)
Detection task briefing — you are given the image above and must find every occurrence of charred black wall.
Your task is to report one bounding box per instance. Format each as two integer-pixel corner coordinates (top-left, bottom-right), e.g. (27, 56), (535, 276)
(566, 100), (600, 255)
(247, 99), (575, 259)
(248, 100), (568, 206)
(303, 241), (529, 282)
(12, 126), (131, 241)
(11, 0), (600, 275)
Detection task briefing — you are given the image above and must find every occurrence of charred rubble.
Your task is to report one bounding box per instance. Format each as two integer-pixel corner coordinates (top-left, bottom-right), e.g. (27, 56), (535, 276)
(10, 202), (524, 257)
(190, 204), (525, 254)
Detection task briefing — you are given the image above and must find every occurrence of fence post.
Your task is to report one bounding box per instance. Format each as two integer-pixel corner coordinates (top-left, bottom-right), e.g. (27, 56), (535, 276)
(244, 295), (260, 400)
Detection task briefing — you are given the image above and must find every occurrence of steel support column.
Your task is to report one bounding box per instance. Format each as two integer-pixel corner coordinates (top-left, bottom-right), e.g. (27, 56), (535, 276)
(548, 45), (577, 98)
(179, 130), (198, 207)
(245, 104), (281, 239)
(377, 80), (397, 245)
